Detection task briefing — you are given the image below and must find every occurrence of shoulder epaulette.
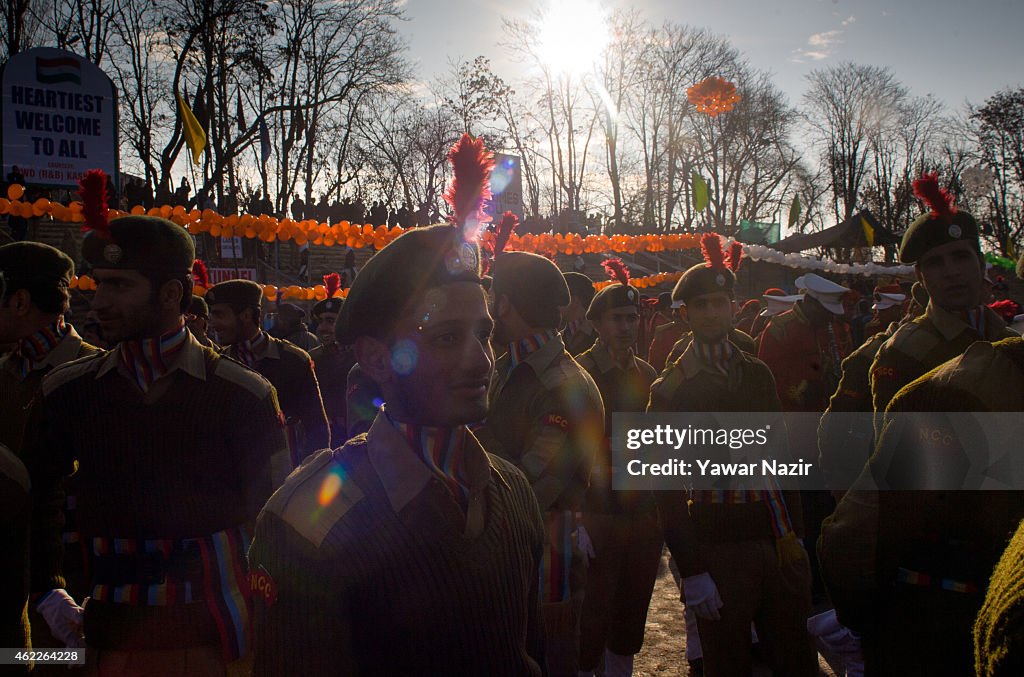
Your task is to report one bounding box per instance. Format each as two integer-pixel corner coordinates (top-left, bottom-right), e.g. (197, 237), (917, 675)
(263, 445), (364, 548)
(41, 352), (106, 396)
(650, 363), (686, 404)
(213, 356), (275, 399)
(887, 319), (940, 358)
(574, 350), (597, 375)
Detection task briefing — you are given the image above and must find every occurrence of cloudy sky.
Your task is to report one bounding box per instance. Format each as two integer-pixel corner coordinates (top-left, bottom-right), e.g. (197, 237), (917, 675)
(402, 0), (1023, 112)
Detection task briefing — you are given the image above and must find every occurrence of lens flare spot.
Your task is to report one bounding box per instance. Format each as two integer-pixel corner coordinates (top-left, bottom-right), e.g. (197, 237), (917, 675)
(318, 468), (344, 506)
(391, 340), (418, 375)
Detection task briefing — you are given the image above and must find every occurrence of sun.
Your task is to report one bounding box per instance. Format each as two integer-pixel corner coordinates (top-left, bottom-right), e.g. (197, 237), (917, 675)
(535, 0), (610, 78)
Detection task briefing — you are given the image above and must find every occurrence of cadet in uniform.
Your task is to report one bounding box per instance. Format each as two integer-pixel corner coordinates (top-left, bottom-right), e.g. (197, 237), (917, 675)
(649, 235), (817, 677)
(562, 271), (597, 356)
(758, 273), (852, 412)
(574, 260), (661, 677)
(0, 241), (104, 657)
(248, 222), (546, 676)
(0, 242), (102, 455)
(478, 251), (605, 676)
(308, 273), (355, 443)
(207, 280), (330, 469)
(869, 173), (1015, 415)
(748, 288), (802, 343)
(27, 176), (288, 674)
(862, 284), (905, 339)
(821, 334), (1024, 675)
(186, 295), (218, 349)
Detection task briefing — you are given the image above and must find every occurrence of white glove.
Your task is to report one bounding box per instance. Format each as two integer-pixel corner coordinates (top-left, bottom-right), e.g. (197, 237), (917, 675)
(576, 524), (596, 565)
(682, 572), (724, 621)
(37, 589), (85, 648)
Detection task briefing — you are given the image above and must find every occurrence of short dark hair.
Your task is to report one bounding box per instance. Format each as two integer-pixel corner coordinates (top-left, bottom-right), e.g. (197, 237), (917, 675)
(2, 277), (70, 315)
(140, 270), (194, 313)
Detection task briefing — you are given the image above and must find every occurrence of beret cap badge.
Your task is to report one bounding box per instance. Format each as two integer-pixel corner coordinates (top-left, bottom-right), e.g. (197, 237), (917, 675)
(948, 224), (962, 239)
(446, 241), (479, 276)
(103, 243), (123, 264)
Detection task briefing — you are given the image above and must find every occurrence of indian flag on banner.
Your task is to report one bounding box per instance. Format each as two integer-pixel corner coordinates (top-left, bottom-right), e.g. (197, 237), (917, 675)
(35, 56), (82, 85)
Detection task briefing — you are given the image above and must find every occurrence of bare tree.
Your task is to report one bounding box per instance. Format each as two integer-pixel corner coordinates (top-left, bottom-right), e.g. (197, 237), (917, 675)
(803, 63), (908, 223)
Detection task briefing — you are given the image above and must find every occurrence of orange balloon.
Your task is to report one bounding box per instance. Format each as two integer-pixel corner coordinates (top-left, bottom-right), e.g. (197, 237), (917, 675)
(7, 184), (24, 200)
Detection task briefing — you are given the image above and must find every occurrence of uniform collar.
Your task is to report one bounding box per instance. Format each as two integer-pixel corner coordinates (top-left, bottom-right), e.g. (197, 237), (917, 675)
(97, 329), (207, 382)
(926, 302), (1003, 341)
(365, 411), (502, 535)
(677, 337), (750, 380)
(589, 338), (638, 374)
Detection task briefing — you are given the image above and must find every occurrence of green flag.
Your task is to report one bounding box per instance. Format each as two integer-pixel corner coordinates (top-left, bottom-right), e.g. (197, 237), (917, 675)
(692, 172), (709, 213)
(787, 195), (801, 229)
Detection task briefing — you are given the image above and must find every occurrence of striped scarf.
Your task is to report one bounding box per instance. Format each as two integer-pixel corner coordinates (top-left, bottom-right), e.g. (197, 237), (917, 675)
(389, 416), (471, 507)
(235, 330), (268, 368)
(961, 306), (985, 337)
(507, 328), (560, 369)
(119, 322), (189, 392)
(14, 316), (67, 378)
(694, 338), (735, 376)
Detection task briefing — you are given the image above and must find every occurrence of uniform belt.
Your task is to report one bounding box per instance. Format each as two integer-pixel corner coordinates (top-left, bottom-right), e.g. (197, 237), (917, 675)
(90, 545), (203, 588)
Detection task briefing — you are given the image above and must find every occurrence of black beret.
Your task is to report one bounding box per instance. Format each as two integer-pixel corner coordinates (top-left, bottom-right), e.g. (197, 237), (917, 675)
(0, 241), (74, 293)
(187, 295), (209, 318)
(82, 215), (194, 274)
(899, 210), (980, 264)
(335, 224), (481, 345)
(491, 252), (570, 330)
(205, 279), (264, 308)
(672, 263), (736, 304)
(312, 297), (343, 317)
(586, 283), (641, 321)
(563, 271), (596, 307)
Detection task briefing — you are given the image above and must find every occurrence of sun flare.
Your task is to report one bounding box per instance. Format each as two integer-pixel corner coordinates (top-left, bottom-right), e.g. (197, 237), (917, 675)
(535, 0), (610, 78)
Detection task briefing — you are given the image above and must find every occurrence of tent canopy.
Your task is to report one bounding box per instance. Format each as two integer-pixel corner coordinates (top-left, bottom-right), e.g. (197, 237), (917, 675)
(773, 210), (900, 253)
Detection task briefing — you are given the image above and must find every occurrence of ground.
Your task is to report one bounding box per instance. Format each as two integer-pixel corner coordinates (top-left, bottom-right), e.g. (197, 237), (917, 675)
(633, 553), (841, 676)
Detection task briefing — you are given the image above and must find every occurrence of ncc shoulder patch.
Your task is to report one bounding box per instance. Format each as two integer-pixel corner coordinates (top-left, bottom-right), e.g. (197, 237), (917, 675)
(213, 357), (274, 399)
(41, 352), (106, 396)
(263, 446), (364, 548)
(249, 564), (278, 608)
(543, 413), (571, 431)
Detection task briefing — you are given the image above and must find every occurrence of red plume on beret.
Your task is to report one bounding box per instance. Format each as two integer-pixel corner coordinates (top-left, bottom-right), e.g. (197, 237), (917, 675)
(494, 211), (518, 256)
(602, 258), (630, 286)
(989, 299), (1020, 323)
(913, 172), (957, 222)
(191, 259), (209, 288)
(700, 233), (727, 270)
(323, 272), (341, 298)
(78, 169), (111, 236)
(726, 240), (743, 273)
(443, 133), (495, 243)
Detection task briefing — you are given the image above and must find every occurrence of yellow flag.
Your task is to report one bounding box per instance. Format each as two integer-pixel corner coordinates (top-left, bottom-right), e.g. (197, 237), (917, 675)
(861, 216), (875, 247)
(176, 93), (207, 165)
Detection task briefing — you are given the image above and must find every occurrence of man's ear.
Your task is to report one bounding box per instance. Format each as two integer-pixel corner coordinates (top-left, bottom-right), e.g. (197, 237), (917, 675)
(6, 288), (33, 316)
(355, 335), (392, 385)
(159, 279), (184, 312)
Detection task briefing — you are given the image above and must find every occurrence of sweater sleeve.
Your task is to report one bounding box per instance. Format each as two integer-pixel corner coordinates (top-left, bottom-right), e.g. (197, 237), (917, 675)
(249, 510), (355, 676)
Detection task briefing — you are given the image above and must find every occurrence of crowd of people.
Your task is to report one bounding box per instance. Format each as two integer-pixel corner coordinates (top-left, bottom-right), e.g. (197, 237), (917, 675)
(2, 151), (1024, 677)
